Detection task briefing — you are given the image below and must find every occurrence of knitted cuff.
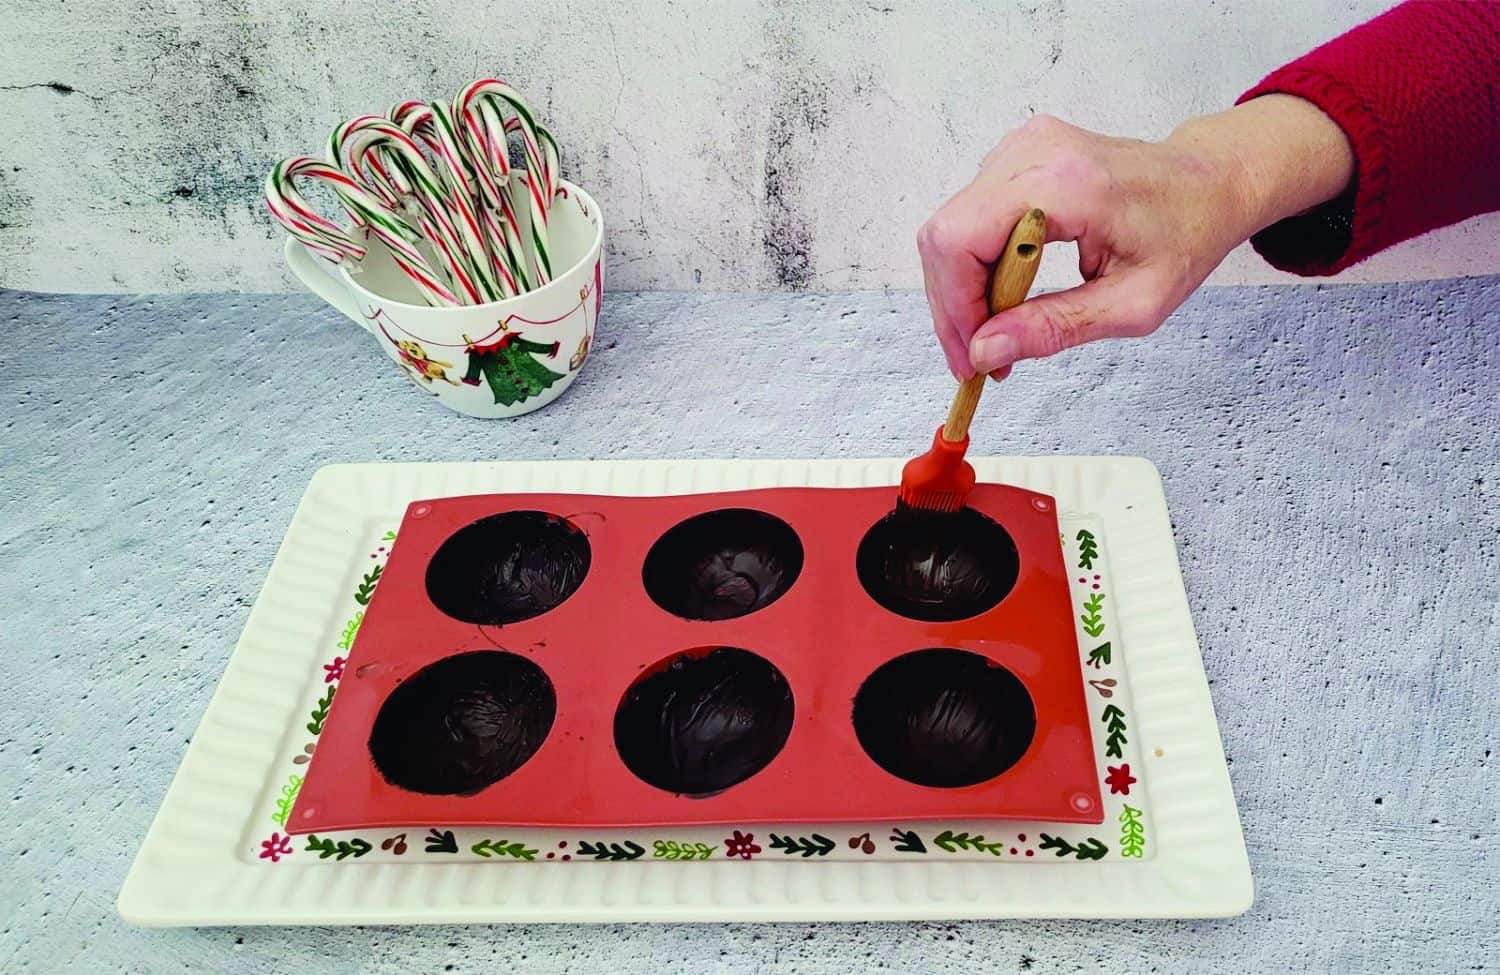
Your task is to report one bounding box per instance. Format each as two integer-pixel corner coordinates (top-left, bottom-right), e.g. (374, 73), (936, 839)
(1237, 67), (1390, 277)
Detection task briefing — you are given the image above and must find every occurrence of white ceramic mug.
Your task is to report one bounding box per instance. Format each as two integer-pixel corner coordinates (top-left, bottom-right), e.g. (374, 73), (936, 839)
(285, 179), (604, 419)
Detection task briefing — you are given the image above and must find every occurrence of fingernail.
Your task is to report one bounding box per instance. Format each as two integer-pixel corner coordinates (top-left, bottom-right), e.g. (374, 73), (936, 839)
(972, 334), (1017, 372)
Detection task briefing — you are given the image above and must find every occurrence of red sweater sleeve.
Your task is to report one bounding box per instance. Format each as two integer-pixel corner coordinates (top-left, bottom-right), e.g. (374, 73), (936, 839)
(1236, 0), (1500, 276)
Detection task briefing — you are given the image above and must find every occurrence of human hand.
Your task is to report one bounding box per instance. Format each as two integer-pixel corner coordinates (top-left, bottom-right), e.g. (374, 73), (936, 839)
(917, 97), (1354, 379)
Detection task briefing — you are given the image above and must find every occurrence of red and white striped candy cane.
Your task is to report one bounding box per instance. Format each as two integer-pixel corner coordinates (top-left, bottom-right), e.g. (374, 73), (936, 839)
(455, 79), (561, 287)
(391, 101), (521, 300)
(330, 117), (499, 305)
(442, 97), (532, 296)
(265, 156), (459, 307)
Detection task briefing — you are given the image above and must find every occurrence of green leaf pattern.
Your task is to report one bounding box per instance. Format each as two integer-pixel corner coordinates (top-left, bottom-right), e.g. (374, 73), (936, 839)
(305, 834), (371, 860)
(354, 565), (383, 606)
(767, 833), (835, 857)
(1101, 704), (1128, 759)
(933, 830), (1006, 856)
(471, 839), (538, 860)
(577, 840), (645, 861)
(269, 774), (302, 828)
(1119, 805), (1146, 858)
(1038, 834), (1109, 860)
(306, 685), (335, 735)
(652, 840), (717, 860)
(1076, 529), (1099, 569)
(1080, 592), (1106, 638)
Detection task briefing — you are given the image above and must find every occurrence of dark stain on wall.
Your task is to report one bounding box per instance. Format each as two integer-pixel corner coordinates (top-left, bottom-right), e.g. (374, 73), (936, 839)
(144, 0), (268, 242)
(761, 5), (829, 290)
(0, 165), (31, 233)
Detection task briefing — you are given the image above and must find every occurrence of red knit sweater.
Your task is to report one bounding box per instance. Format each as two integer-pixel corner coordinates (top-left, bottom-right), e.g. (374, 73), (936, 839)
(1237, 0), (1499, 276)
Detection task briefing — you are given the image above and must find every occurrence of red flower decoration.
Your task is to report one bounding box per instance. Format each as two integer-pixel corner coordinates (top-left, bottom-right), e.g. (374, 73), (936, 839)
(323, 656), (345, 683)
(723, 830), (761, 860)
(259, 832), (293, 863)
(1105, 764), (1137, 795)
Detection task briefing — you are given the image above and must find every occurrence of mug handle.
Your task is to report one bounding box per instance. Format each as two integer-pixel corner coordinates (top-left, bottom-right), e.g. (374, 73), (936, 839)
(284, 237), (374, 334)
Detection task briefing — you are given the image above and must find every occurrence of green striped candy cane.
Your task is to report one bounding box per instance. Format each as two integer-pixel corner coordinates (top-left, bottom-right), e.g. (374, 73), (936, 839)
(455, 78), (561, 289)
(264, 156), (459, 307)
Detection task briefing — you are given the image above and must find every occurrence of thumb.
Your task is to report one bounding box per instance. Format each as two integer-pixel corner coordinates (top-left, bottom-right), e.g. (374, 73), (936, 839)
(968, 276), (1163, 375)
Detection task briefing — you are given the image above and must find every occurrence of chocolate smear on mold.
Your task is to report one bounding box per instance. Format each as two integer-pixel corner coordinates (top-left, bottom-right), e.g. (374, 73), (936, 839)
(856, 505), (1019, 622)
(853, 648), (1035, 788)
(426, 511), (590, 625)
(369, 651), (556, 795)
(614, 647), (794, 797)
(642, 509), (804, 621)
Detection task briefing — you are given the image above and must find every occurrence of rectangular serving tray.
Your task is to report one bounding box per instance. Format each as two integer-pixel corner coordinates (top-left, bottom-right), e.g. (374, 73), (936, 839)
(118, 457), (1252, 924)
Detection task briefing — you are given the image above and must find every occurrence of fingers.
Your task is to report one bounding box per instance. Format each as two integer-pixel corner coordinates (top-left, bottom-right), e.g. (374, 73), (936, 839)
(918, 192), (1032, 379)
(920, 174), (1104, 379)
(968, 275), (1166, 375)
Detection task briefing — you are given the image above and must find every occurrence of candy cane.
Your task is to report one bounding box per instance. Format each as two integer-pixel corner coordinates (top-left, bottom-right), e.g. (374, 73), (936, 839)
(265, 78), (568, 307)
(331, 117), (496, 304)
(448, 97), (532, 295)
(265, 156), (459, 307)
(455, 79), (561, 286)
(264, 158), (364, 263)
(394, 101), (519, 301)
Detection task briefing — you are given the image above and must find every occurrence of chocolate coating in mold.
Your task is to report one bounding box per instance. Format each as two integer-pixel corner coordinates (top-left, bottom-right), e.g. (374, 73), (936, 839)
(614, 647), (794, 796)
(642, 509), (804, 621)
(368, 651), (556, 795)
(853, 648), (1035, 788)
(426, 511), (590, 625)
(855, 506), (1019, 622)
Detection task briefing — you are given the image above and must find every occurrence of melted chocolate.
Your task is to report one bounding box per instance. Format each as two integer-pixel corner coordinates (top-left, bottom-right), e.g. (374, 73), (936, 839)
(853, 648), (1035, 788)
(614, 647), (794, 796)
(368, 650), (556, 795)
(856, 505), (1019, 622)
(426, 511), (590, 625)
(642, 509), (804, 621)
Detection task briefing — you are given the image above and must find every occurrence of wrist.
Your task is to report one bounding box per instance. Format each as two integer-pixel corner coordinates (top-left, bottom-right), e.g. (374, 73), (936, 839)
(1167, 95), (1354, 238)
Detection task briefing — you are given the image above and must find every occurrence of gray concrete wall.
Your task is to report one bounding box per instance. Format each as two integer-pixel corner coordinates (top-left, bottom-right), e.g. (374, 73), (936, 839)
(3, 0), (1496, 295)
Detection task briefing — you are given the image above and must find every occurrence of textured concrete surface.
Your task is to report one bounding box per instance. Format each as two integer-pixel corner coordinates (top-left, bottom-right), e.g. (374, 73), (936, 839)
(2, 277), (1498, 972)
(3, 0), (1498, 295)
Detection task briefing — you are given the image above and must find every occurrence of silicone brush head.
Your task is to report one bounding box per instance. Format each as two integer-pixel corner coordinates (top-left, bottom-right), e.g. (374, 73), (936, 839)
(897, 426), (976, 513)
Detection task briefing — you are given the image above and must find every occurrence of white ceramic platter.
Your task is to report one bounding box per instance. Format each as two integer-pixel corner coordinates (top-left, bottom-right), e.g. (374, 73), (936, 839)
(118, 457), (1251, 924)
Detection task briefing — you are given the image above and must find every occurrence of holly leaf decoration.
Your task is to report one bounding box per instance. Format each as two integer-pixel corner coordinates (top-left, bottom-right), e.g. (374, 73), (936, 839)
(933, 830), (1005, 856)
(652, 840), (716, 860)
(471, 838), (538, 860)
(304, 834), (371, 860)
(1038, 833), (1109, 860)
(767, 833), (835, 858)
(1080, 592), (1106, 637)
(306, 686), (335, 735)
(269, 774), (303, 828)
(577, 840), (645, 861)
(424, 829), (458, 854)
(889, 828), (926, 853)
(1076, 529), (1099, 569)
(1102, 704), (1128, 759)
(1119, 805), (1146, 858)
(354, 565), (383, 606)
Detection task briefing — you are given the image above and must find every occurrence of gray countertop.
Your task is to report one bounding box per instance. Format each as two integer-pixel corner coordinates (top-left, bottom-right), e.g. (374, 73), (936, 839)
(2, 278), (1496, 972)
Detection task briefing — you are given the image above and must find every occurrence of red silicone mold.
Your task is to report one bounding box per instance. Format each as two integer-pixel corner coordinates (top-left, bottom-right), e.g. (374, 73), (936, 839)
(289, 484), (1103, 833)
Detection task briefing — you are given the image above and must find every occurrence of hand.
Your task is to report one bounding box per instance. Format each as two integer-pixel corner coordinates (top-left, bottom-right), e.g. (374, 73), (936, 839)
(917, 97), (1354, 379)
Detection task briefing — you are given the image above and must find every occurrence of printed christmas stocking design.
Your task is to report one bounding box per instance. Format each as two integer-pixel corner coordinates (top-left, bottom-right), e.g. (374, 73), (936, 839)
(461, 328), (564, 406)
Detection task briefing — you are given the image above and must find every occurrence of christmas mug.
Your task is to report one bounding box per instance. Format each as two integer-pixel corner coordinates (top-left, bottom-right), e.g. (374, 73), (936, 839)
(284, 178), (604, 419)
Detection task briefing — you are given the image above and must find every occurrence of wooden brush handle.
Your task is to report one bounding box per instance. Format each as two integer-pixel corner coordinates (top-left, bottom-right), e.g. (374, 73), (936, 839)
(941, 207), (1047, 442)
